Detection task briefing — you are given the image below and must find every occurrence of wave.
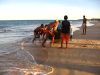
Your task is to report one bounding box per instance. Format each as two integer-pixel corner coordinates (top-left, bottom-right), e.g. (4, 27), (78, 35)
(0, 43), (53, 75)
(71, 21), (94, 32)
(0, 20), (94, 44)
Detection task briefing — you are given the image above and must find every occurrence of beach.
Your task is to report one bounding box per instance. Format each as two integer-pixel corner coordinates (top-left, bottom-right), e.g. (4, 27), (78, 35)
(0, 21), (100, 75)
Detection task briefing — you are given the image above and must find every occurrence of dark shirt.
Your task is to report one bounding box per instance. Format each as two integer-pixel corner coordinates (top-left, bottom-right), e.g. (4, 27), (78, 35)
(83, 18), (87, 24)
(61, 20), (70, 34)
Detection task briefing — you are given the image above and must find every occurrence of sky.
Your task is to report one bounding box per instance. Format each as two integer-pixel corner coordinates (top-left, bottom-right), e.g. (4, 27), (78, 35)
(0, 0), (100, 20)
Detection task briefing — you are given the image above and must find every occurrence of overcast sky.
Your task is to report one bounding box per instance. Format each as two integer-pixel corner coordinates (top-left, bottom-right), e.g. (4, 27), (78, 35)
(0, 0), (100, 20)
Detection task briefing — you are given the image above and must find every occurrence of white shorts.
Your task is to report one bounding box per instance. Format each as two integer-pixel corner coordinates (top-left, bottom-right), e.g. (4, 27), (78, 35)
(82, 23), (86, 29)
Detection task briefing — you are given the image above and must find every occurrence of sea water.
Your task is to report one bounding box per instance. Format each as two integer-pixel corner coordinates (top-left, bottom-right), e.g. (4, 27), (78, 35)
(0, 20), (94, 44)
(0, 20), (94, 75)
(0, 20), (54, 75)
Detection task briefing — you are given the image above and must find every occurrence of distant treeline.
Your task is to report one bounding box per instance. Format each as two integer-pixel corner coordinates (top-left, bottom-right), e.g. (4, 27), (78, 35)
(90, 18), (100, 21)
(78, 18), (100, 21)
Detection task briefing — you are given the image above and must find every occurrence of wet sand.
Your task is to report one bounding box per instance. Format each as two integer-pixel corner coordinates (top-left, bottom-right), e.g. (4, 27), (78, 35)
(0, 43), (53, 75)
(0, 21), (100, 75)
(21, 21), (100, 75)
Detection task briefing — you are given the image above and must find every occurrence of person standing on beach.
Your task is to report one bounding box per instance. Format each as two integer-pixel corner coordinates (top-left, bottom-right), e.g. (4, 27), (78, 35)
(60, 15), (70, 48)
(56, 20), (62, 39)
(82, 15), (87, 35)
(70, 25), (73, 41)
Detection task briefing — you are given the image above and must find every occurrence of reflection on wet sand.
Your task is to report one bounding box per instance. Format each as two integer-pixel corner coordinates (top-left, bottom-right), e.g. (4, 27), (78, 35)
(23, 41), (100, 75)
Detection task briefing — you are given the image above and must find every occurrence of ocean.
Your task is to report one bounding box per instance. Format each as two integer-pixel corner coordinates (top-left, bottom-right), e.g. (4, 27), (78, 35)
(0, 20), (94, 75)
(0, 20), (53, 44)
(0, 20), (94, 44)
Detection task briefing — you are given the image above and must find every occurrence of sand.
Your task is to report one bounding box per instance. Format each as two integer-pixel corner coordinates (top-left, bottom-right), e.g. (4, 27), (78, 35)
(0, 21), (100, 75)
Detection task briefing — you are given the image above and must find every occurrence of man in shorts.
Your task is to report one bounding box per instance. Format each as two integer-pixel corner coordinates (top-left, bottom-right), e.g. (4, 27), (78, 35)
(60, 15), (70, 48)
(82, 15), (87, 35)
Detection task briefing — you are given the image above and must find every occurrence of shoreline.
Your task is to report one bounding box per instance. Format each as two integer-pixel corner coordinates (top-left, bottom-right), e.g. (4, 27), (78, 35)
(71, 20), (95, 33)
(21, 21), (100, 75)
(0, 21), (100, 75)
(73, 21), (100, 40)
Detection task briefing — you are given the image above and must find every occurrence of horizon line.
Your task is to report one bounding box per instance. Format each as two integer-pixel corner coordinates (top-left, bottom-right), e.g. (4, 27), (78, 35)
(0, 17), (100, 20)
